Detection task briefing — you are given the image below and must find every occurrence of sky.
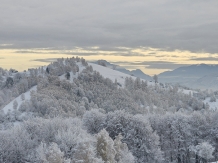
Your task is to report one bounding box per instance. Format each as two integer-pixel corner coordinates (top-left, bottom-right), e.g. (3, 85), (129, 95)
(1, 0), (218, 75)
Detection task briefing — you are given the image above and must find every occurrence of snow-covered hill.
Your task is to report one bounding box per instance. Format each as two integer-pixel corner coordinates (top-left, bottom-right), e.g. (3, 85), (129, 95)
(1, 61), (155, 118)
(89, 63), (155, 87)
(94, 60), (153, 81)
(3, 86), (37, 114)
(2, 61), (218, 116)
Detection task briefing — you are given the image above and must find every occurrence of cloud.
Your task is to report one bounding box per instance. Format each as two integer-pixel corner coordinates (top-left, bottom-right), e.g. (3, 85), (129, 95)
(143, 61), (190, 69)
(0, 44), (13, 47)
(14, 47), (146, 56)
(31, 58), (59, 63)
(15, 50), (44, 54)
(0, 0), (218, 53)
(109, 61), (189, 70)
(190, 57), (218, 61)
(155, 55), (169, 58)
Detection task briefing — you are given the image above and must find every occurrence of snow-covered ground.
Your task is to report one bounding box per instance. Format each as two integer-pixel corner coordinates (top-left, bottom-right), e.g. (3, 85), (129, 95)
(3, 86), (37, 114)
(204, 97), (218, 111)
(89, 63), (133, 87)
(89, 63), (155, 87)
(179, 89), (218, 110)
(178, 88), (197, 97)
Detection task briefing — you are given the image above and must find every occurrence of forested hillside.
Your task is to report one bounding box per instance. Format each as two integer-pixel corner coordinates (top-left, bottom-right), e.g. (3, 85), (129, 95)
(0, 57), (217, 163)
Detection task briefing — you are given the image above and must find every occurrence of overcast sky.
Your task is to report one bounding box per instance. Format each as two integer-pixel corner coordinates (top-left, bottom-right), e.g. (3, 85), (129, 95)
(1, 0), (218, 74)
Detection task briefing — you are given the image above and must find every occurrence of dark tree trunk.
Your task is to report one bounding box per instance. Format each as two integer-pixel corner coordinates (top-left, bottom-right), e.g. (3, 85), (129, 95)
(178, 154), (182, 163)
(195, 154), (199, 163)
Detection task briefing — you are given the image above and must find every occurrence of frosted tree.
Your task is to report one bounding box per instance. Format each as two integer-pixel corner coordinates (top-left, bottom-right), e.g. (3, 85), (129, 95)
(65, 72), (70, 80)
(54, 118), (90, 159)
(0, 126), (34, 163)
(72, 66), (77, 75)
(141, 80), (147, 91)
(134, 77), (141, 90)
(104, 111), (163, 163)
(73, 140), (103, 163)
(36, 142), (70, 163)
(40, 66), (44, 74)
(196, 142), (214, 162)
(76, 105), (86, 117)
(81, 58), (88, 66)
(13, 100), (18, 110)
(0, 96), (4, 107)
(19, 101), (31, 112)
(5, 77), (14, 88)
(95, 129), (135, 163)
(12, 87), (19, 97)
(85, 91), (94, 102)
(0, 74), (3, 81)
(153, 74), (158, 83)
(0, 109), (5, 123)
(114, 134), (135, 163)
(76, 56), (81, 62)
(21, 93), (25, 101)
(97, 60), (106, 67)
(210, 95), (216, 102)
(77, 87), (85, 97)
(125, 77), (134, 91)
(37, 77), (49, 91)
(83, 109), (105, 134)
(13, 73), (22, 83)
(65, 66), (72, 73)
(88, 65), (93, 72)
(17, 79), (28, 94)
(96, 129), (116, 163)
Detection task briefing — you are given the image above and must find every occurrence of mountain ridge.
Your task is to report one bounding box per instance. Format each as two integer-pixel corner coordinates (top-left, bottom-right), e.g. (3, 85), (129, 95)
(158, 63), (218, 90)
(94, 60), (153, 81)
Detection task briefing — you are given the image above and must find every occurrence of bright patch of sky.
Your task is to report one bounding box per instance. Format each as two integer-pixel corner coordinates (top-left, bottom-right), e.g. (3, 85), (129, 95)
(1, 48), (218, 75)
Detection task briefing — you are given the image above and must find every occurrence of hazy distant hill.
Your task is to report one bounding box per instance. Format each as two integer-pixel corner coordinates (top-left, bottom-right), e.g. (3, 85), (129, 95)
(159, 64), (218, 89)
(95, 60), (153, 81)
(189, 72), (218, 90)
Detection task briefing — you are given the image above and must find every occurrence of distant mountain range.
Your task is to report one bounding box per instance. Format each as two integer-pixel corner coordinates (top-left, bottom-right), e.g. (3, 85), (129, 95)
(94, 60), (153, 81)
(158, 64), (218, 90)
(94, 61), (218, 90)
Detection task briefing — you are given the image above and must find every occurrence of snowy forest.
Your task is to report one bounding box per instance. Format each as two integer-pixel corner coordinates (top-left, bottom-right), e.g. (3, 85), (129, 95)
(0, 57), (217, 163)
